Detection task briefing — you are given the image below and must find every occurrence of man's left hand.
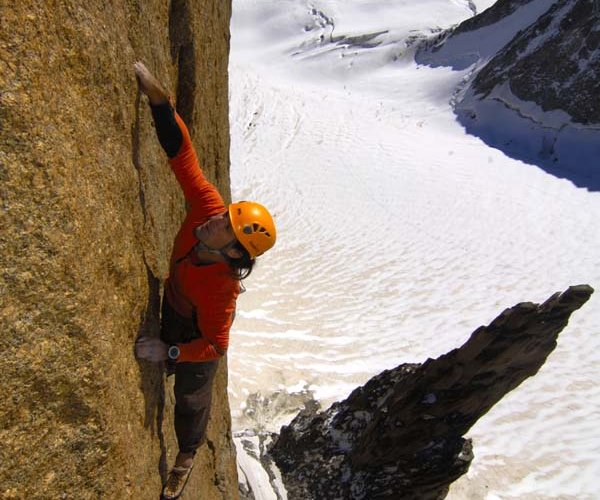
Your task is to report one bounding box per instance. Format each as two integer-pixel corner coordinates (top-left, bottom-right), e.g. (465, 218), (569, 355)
(135, 337), (169, 362)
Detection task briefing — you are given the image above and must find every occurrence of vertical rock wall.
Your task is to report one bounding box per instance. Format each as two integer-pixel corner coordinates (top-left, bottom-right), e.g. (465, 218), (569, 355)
(0, 1), (237, 498)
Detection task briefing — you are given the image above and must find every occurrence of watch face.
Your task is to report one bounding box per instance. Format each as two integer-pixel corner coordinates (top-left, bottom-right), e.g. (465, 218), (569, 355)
(168, 345), (180, 360)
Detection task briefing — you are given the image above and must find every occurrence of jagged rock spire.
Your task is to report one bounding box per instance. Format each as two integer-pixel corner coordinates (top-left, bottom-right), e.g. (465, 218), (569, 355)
(270, 285), (593, 499)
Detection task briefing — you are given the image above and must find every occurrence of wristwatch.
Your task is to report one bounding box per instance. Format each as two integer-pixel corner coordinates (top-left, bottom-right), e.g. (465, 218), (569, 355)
(167, 344), (180, 361)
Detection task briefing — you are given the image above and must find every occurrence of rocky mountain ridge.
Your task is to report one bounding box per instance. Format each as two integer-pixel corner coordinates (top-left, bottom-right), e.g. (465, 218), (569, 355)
(417, 0), (600, 190)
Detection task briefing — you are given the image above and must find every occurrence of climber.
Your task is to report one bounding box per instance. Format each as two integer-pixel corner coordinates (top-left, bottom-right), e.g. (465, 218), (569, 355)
(133, 61), (276, 500)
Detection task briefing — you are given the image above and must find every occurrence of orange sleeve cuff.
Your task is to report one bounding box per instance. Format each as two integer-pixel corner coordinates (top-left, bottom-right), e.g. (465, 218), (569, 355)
(177, 338), (225, 363)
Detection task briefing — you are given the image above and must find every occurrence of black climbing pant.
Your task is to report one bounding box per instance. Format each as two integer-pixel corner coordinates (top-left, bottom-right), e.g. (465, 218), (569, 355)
(161, 297), (219, 454)
(173, 359), (219, 454)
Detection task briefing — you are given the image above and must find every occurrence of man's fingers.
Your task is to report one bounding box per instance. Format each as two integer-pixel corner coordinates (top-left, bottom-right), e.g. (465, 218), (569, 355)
(135, 337), (151, 357)
(133, 63), (152, 94)
(133, 61), (147, 75)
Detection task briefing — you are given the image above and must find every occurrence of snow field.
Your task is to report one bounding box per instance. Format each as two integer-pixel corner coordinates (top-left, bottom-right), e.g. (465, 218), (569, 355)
(228, 1), (600, 498)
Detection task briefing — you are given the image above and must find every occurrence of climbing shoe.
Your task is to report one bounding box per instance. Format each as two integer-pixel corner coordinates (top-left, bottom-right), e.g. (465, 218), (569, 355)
(161, 464), (193, 499)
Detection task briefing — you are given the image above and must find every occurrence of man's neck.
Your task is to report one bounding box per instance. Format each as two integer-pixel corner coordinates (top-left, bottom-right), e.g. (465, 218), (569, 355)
(193, 251), (224, 265)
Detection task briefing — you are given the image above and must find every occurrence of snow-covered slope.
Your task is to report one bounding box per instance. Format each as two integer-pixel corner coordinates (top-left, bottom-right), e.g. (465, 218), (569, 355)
(228, 1), (600, 498)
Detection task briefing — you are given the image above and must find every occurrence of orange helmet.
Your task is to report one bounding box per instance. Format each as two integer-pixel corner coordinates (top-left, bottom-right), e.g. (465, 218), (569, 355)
(228, 201), (276, 259)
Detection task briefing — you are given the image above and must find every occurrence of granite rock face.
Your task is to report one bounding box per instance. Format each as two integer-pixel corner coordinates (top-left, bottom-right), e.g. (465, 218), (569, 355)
(270, 286), (593, 500)
(0, 1), (237, 498)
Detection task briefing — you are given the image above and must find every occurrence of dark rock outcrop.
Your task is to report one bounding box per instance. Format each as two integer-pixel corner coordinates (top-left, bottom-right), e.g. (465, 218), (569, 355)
(269, 285), (593, 500)
(0, 1), (236, 498)
(454, 0), (536, 34)
(415, 0), (554, 71)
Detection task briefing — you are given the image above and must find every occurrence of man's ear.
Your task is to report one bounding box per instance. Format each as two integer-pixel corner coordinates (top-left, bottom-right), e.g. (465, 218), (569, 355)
(225, 247), (243, 259)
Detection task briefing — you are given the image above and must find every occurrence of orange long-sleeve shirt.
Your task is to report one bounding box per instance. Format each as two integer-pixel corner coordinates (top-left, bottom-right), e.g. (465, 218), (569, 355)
(164, 112), (240, 362)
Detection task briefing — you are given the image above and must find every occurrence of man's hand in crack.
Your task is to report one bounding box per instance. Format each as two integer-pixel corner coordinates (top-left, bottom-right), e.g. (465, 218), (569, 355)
(134, 61), (169, 106)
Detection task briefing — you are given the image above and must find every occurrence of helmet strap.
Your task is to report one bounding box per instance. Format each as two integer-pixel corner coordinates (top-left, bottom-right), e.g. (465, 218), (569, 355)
(193, 239), (237, 262)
